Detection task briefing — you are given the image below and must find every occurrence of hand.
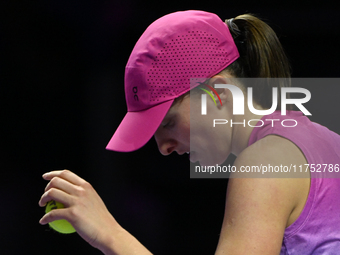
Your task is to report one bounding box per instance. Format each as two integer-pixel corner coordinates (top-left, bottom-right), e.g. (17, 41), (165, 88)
(39, 170), (120, 252)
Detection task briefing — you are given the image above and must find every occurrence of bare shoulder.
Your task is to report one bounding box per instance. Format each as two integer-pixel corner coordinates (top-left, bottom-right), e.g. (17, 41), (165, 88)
(215, 135), (310, 254)
(233, 134), (310, 225)
(235, 135), (309, 178)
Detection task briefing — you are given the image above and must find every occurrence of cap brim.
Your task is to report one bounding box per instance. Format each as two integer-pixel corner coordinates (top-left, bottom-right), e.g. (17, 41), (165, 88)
(106, 100), (174, 152)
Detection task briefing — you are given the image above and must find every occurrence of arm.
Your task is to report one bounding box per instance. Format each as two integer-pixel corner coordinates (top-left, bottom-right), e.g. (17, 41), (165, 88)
(39, 170), (152, 255)
(215, 135), (310, 254)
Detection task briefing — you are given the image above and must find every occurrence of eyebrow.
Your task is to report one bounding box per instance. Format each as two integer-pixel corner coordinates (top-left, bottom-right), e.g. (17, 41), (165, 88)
(161, 109), (176, 125)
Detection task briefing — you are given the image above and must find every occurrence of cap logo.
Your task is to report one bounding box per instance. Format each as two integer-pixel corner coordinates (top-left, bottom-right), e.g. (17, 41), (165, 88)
(133, 86), (139, 101)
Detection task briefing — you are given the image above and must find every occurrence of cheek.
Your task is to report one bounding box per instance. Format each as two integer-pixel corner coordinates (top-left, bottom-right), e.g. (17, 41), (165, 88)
(190, 118), (218, 148)
(176, 121), (191, 143)
(213, 124), (232, 150)
(188, 95), (231, 163)
(194, 121), (232, 164)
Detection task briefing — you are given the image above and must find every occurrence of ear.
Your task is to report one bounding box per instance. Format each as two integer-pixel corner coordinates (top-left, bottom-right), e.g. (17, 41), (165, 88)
(206, 75), (233, 106)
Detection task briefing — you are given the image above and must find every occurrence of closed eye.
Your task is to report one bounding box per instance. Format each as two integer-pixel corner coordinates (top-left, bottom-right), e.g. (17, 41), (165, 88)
(163, 121), (173, 128)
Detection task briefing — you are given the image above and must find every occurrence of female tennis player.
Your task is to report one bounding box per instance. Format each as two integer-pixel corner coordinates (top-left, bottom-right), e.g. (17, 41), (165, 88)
(39, 10), (340, 254)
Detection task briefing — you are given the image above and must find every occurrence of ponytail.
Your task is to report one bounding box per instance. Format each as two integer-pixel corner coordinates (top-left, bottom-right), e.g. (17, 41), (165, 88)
(224, 14), (292, 110)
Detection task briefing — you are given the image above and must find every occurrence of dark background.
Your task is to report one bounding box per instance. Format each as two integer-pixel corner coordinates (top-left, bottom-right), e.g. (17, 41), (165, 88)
(1, 1), (340, 254)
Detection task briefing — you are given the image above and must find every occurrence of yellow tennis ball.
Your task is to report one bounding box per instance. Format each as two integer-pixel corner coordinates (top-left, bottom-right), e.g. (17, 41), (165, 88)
(45, 200), (76, 234)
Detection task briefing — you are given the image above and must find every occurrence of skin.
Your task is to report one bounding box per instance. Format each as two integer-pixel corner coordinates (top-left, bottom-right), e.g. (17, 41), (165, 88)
(154, 75), (311, 254)
(39, 170), (152, 255)
(155, 76), (238, 166)
(39, 74), (310, 254)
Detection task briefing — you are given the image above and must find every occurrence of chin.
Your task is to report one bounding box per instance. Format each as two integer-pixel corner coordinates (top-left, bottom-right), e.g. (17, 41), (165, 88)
(198, 159), (222, 167)
(198, 154), (229, 167)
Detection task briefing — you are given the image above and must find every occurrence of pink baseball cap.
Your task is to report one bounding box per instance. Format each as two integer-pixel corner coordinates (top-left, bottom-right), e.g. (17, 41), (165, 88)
(106, 10), (239, 152)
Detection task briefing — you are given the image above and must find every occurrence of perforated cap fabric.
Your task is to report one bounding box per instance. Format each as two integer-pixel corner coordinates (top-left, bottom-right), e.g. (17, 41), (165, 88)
(106, 10), (239, 152)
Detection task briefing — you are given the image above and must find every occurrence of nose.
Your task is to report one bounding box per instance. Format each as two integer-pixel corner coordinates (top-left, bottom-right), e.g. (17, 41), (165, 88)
(154, 131), (177, 156)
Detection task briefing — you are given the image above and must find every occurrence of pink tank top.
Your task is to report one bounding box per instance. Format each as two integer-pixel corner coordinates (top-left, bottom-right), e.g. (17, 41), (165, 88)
(248, 110), (340, 254)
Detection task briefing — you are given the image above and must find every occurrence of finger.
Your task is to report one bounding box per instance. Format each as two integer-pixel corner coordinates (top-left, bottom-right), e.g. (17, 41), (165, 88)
(44, 176), (78, 195)
(39, 207), (69, 225)
(39, 187), (72, 207)
(42, 169), (86, 186)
